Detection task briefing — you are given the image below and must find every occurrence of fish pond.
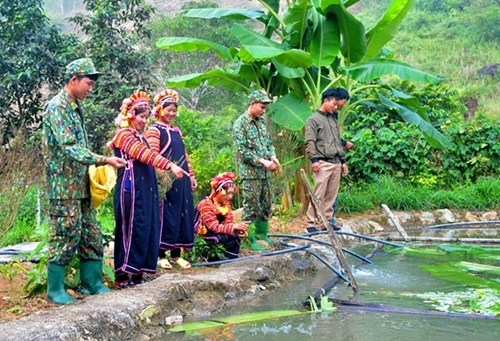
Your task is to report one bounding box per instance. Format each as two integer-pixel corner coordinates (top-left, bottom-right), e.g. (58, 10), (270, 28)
(158, 243), (500, 341)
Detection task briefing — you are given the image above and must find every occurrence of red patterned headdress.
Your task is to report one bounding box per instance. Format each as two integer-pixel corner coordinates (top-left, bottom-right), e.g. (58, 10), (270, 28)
(210, 172), (238, 194)
(115, 91), (150, 128)
(153, 89), (179, 118)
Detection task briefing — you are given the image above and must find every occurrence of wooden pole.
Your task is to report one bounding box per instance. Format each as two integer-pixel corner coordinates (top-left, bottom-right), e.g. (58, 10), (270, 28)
(299, 169), (359, 294)
(381, 204), (411, 242)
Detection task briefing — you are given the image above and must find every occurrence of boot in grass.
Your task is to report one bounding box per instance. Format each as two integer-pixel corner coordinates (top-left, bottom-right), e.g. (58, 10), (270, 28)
(80, 259), (111, 295)
(47, 262), (75, 305)
(249, 221), (266, 251)
(255, 220), (274, 245)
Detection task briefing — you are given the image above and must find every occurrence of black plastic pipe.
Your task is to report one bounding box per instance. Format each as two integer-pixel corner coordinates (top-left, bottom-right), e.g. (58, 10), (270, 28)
(331, 298), (498, 320)
(269, 233), (373, 264)
(304, 230), (404, 248)
(192, 244), (311, 267)
(304, 249), (349, 282)
(424, 220), (500, 230)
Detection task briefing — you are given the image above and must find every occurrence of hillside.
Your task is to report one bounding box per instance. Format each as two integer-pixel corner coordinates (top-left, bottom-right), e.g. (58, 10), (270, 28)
(43, 0), (500, 117)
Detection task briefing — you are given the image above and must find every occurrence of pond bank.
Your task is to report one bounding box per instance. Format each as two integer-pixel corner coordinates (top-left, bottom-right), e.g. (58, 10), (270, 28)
(0, 252), (316, 341)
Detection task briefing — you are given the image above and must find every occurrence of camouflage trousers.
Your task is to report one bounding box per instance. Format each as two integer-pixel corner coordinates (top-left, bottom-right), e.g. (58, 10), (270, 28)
(241, 178), (272, 222)
(48, 198), (104, 266)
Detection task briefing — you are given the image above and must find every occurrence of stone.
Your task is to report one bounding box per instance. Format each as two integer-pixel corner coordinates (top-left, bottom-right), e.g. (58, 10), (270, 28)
(397, 212), (413, 224)
(477, 63), (500, 77)
(368, 221), (384, 232)
(435, 209), (455, 223)
(464, 212), (480, 222)
(420, 212), (435, 225)
(165, 315), (182, 326)
(481, 211), (498, 221)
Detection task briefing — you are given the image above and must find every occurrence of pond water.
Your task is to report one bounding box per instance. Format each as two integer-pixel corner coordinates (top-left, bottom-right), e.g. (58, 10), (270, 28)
(157, 245), (500, 341)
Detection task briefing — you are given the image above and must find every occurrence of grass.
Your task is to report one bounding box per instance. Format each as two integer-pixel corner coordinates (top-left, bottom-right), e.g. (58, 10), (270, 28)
(338, 175), (500, 214)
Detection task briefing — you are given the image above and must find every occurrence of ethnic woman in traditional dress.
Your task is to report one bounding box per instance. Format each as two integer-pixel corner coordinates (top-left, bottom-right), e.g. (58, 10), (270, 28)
(109, 91), (184, 288)
(194, 172), (248, 261)
(145, 89), (196, 269)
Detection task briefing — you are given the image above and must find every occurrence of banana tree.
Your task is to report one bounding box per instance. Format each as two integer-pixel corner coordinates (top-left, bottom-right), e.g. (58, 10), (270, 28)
(156, 0), (451, 149)
(157, 0), (452, 209)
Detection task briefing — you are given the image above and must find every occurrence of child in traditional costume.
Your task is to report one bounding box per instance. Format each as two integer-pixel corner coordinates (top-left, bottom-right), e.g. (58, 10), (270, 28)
(194, 172), (248, 261)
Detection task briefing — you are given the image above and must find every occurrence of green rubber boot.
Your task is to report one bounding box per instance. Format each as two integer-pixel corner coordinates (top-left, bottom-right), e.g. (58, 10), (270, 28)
(47, 262), (75, 305)
(80, 259), (111, 295)
(255, 220), (274, 245)
(250, 221), (266, 251)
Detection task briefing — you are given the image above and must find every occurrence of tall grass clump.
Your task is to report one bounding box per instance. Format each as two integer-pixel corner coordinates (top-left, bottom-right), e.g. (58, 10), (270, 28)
(0, 131), (44, 247)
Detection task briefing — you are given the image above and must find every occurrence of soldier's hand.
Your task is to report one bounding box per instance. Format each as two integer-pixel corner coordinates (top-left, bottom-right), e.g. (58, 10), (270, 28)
(260, 159), (276, 171)
(107, 157), (127, 169)
(270, 155), (280, 166)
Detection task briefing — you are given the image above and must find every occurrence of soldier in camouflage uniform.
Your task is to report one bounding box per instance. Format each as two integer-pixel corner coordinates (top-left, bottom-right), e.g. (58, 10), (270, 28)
(42, 58), (127, 305)
(232, 90), (280, 251)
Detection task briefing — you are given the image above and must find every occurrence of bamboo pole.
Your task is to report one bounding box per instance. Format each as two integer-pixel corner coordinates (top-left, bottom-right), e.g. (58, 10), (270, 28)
(299, 169), (359, 294)
(381, 204), (411, 242)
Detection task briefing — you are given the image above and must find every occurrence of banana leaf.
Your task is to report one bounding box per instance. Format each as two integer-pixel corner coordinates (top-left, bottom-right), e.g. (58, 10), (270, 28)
(169, 309), (306, 333)
(377, 94), (452, 149)
(267, 93), (312, 131)
(166, 69), (251, 91)
(310, 15), (341, 67)
(321, 0), (366, 63)
(182, 8), (268, 22)
(156, 37), (232, 61)
(346, 59), (441, 84)
(363, 0), (415, 61)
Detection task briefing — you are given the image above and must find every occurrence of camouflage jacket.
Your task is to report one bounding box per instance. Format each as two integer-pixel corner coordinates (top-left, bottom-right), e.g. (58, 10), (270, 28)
(42, 90), (105, 199)
(232, 112), (276, 180)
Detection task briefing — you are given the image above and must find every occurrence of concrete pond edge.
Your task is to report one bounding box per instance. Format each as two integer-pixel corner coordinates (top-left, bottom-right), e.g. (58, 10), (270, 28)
(0, 253), (316, 341)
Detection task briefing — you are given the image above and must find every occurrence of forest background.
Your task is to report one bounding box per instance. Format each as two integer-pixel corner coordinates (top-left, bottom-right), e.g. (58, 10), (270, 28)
(1, 0), (500, 250)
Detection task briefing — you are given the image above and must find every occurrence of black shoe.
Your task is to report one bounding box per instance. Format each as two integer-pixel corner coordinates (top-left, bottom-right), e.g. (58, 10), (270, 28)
(305, 226), (319, 233)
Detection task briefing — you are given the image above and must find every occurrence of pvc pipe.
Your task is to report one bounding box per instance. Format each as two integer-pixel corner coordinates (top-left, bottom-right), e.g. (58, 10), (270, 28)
(269, 233), (373, 264)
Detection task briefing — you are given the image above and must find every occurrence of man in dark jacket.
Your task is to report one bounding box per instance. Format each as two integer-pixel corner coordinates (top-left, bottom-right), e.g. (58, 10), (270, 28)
(305, 88), (351, 230)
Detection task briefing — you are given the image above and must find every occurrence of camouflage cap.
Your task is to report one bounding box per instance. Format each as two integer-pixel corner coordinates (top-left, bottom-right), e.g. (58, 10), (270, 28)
(65, 58), (103, 79)
(248, 90), (272, 104)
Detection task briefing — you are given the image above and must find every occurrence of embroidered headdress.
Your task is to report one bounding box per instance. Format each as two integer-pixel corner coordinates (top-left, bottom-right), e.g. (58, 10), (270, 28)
(115, 91), (150, 128)
(153, 89), (179, 117)
(210, 172), (238, 194)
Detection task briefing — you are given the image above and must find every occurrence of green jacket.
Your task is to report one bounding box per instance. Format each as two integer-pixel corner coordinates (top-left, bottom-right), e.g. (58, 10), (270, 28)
(232, 112), (276, 180)
(42, 90), (105, 199)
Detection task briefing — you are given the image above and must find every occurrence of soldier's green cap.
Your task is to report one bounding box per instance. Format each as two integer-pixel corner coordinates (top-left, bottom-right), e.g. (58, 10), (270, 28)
(248, 90), (272, 104)
(65, 58), (103, 79)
